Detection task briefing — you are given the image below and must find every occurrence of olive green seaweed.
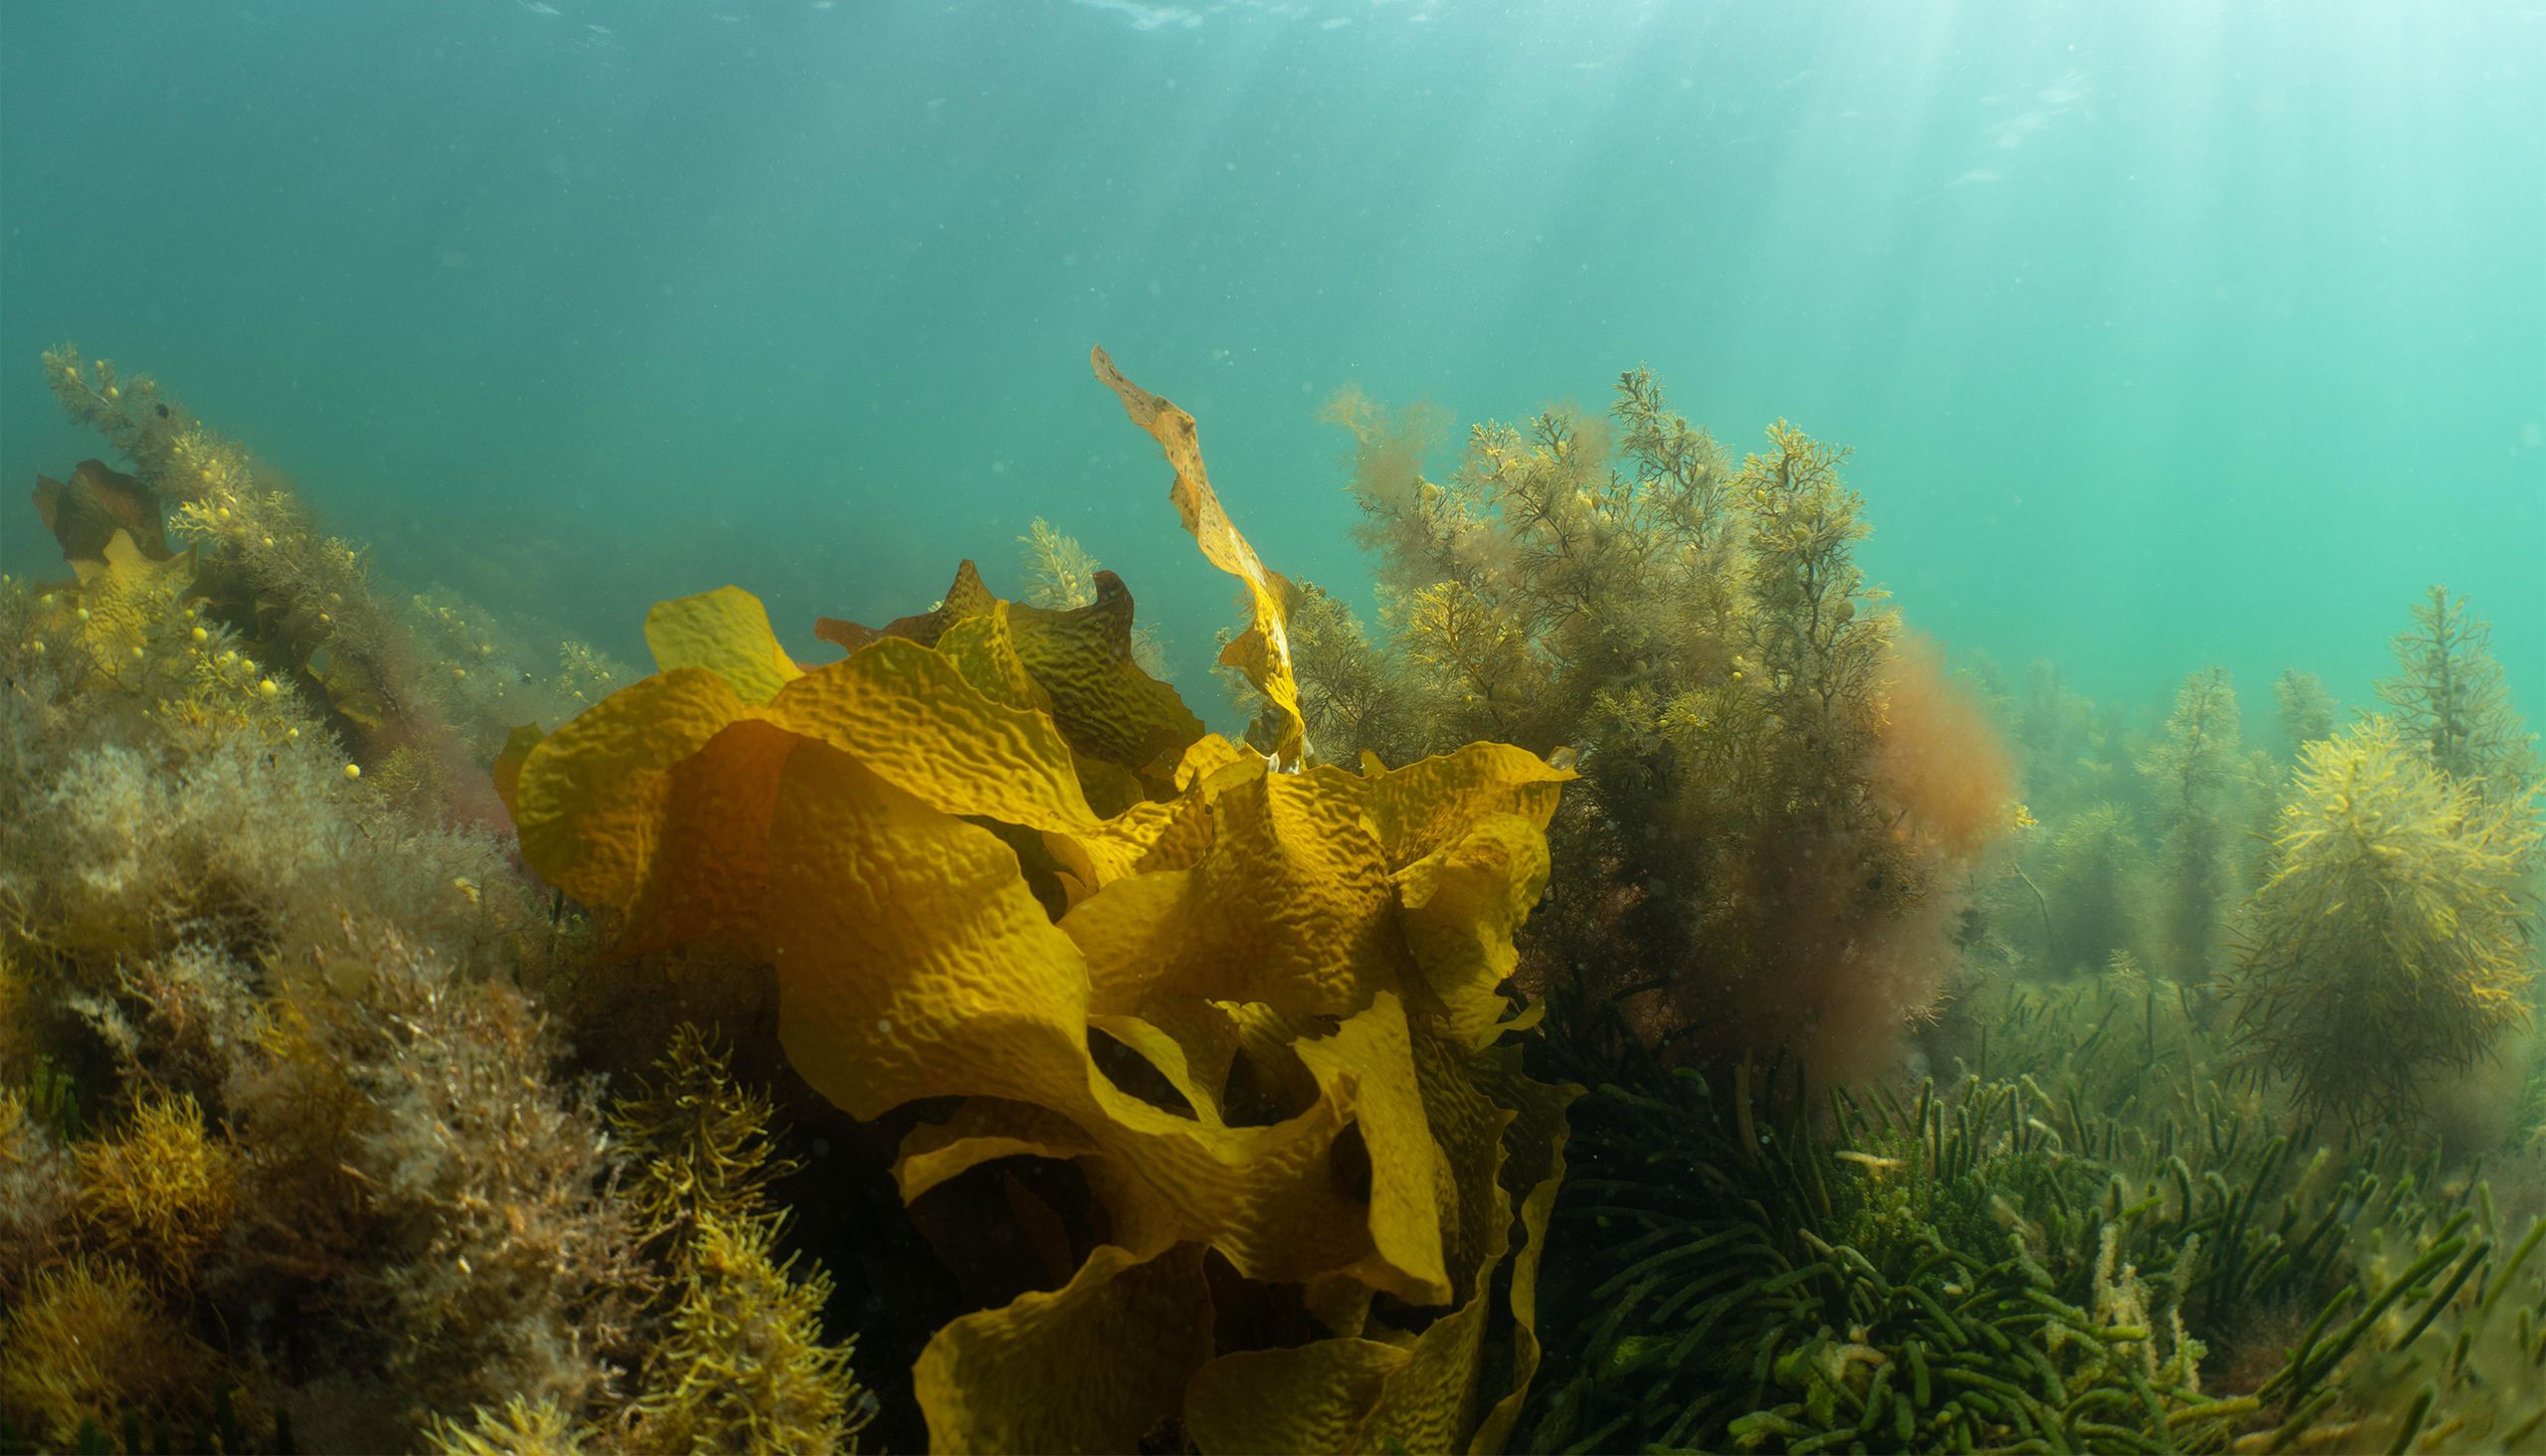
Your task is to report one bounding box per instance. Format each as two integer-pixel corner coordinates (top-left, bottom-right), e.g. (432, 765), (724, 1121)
(2227, 715), (2541, 1128)
(1526, 978), (2546, 1454)
(2378, 586), (2539, 805)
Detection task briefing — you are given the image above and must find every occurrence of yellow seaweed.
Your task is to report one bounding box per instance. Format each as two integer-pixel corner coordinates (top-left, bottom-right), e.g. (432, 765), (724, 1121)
(1092, 344), (1309, 768)
(508, 354), (1577, 1454)
(640, 584), (803, 705)
(913, 1243), (1213, 1455)
(2228, 714), (2542, 1125)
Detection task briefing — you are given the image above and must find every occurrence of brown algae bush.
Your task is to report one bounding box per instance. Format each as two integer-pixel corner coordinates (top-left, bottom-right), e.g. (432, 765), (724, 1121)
(3, 350), (862, 1452)
(1304, 370), (2014, 1083)
(2228, 715), (2542, 1127)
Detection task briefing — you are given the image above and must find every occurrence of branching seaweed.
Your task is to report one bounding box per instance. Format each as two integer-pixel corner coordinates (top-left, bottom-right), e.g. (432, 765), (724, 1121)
(1321, 369), (2009, 1085)
(2228, 716), (2541, 1129)
(2380, 586), (2539, 804)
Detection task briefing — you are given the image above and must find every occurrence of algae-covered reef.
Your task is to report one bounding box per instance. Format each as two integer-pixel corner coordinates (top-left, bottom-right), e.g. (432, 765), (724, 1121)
(3, 353), (863, 1452)
(2, 346), (1572, 1453)
(5, 341), (2544, 1456)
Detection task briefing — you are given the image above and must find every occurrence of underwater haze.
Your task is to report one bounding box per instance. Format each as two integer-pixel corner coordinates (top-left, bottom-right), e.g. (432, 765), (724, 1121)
(15, 4), (2546, 1453)
(4, 0), (2539, 719)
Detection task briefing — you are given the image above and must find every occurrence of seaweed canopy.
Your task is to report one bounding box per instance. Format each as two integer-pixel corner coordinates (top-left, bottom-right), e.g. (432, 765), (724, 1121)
(507, 350), (1579, 1453)
(2228, 715), (2543, 1126)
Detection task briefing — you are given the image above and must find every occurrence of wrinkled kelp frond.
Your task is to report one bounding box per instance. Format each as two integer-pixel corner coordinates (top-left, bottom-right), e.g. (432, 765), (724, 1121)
(1013, 517), (1168, 679)
(504, 354), (1580, 1452)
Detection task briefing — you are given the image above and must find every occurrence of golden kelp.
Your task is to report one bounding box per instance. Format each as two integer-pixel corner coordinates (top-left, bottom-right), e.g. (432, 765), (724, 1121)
(509, 355), (1576, 1452)
(32, 458), (172, 566)
(1094, 344), (1310, 769)
(815, 559), (1202, 811)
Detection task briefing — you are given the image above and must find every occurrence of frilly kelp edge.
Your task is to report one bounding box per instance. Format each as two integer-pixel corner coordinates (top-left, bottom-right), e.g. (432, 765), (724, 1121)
(503, 350), (1580, 1453)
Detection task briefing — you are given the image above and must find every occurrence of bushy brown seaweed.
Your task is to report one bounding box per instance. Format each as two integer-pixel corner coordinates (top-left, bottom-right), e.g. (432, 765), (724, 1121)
(2381, 584), (2541, 806)
(0, 568), (641, 1444)
(1311, 368), (2010, 1083)
(2137, 665), (2256, 986)
(32, 346), (623, 834)
(2229, 715), (2541, 1127)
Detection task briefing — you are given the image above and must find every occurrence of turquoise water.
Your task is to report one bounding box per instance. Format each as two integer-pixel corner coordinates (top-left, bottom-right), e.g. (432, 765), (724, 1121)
(4, 0), (2539, 727)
